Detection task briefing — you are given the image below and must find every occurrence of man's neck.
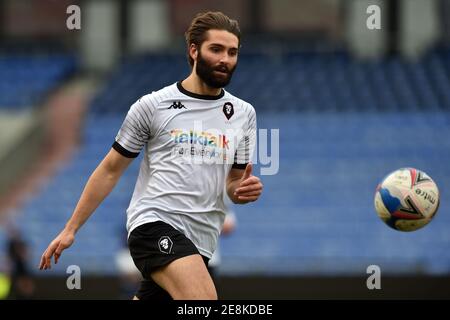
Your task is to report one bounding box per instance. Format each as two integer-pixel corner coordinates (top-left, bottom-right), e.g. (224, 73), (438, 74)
(181, 74), (222, 97)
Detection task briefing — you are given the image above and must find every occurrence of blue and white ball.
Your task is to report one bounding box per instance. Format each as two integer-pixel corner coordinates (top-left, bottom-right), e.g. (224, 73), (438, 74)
(374, 168), (440, 232)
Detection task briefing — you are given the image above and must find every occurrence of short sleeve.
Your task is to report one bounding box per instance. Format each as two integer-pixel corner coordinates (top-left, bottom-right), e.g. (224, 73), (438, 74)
(113, 97), (154, 158)
(232, 105), (257, 169)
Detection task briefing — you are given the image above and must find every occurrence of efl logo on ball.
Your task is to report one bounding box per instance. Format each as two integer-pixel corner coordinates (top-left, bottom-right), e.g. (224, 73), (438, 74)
(374, 168), (440, 232)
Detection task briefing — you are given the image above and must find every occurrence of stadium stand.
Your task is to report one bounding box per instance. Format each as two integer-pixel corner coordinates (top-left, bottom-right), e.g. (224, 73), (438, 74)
(0, 54), (77, 109)
(3, 48), (450, 276)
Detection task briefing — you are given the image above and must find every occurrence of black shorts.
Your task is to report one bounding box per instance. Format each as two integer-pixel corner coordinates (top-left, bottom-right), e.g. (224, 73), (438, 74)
(128, 221), (209, 300)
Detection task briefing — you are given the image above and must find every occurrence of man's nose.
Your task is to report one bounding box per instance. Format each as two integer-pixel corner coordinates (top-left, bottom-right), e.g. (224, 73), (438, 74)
(219, 53), (232, 64)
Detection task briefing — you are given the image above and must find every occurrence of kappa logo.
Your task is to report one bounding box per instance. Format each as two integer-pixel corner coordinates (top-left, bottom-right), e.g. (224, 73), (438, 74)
(158, 236), (173, 254)
(169, 101), (187, 109)
(223, 102), (234, 120)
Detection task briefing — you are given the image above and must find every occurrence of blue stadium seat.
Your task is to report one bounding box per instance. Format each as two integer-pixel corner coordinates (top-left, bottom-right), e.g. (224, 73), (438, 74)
(0, 54), (77, 109)
(4, 49), (450, 275)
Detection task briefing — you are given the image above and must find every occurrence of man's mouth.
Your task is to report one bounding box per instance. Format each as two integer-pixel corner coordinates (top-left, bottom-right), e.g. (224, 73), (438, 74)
(215, 66), (229, 74)
(214, 69), (229, 76)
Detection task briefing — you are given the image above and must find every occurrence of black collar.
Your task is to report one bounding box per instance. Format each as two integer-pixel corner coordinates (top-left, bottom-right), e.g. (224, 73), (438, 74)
(177, 81), (224, 100)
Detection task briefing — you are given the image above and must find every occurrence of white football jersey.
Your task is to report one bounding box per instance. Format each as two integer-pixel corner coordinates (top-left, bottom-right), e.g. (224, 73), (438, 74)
(114, 82), (256, 258)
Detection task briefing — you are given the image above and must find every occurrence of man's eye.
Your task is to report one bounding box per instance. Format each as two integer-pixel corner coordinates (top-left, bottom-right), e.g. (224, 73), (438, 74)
(211, 47), (220, 53)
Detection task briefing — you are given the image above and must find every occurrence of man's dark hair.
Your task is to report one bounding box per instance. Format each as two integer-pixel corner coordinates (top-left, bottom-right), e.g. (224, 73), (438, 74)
(185, 11), (241, 67)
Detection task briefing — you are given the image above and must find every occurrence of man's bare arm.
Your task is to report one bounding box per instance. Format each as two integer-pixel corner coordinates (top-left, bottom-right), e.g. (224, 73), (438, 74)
(39, 148), (134, 270)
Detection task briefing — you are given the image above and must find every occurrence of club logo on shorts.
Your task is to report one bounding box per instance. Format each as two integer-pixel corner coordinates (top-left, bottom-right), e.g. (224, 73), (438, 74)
(223, 102), (234, 120)
(158, 236), (173, 254)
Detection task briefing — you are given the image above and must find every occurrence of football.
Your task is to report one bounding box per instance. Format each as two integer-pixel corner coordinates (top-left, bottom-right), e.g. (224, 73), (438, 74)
(374, 168), (440, 232)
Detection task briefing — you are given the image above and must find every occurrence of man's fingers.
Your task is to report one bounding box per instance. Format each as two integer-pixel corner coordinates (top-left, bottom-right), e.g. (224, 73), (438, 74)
(239, 176), (261, 187)
(54, 245), (64, 264)
(44, 251), (54, 269)
(235, 184), (262, 195)
(39, 254), (46, 270)
(236, 190), (261, 197)
(40, 252), (51, 270)
(238, 195), (259, 202)
(241, 163), (253, 180)
(41, 256), (49, 270)
(40, 242), (58, 270)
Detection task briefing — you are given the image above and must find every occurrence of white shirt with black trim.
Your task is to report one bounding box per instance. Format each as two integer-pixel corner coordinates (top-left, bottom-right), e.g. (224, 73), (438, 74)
(113, 82), (256, 259)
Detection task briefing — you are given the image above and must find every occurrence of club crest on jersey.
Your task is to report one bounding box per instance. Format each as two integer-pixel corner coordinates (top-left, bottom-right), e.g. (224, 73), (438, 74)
(158, 236), (173, 254)
(223, 102), (234, 120)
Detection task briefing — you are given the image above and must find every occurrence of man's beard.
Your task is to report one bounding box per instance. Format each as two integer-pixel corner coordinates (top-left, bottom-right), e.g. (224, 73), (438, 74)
(196, 52), (236, 89)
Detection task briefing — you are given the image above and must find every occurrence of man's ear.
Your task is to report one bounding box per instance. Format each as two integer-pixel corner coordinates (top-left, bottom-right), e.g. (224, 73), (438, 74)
(189, 44), (198, 63)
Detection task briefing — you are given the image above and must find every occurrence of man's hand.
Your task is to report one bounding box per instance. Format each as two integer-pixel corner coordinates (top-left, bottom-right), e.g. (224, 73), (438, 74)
(39, 228), (75, 270)
(232, 163), (263, 203)
(38, 148), (134, 271)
